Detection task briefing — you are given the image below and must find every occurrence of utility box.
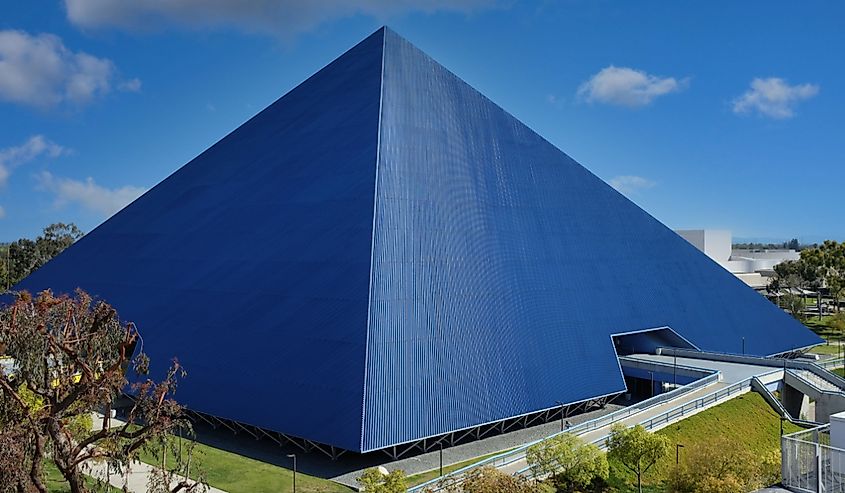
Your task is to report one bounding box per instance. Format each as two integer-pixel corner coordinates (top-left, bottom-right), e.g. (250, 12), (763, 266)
(829, 411), (845, 475)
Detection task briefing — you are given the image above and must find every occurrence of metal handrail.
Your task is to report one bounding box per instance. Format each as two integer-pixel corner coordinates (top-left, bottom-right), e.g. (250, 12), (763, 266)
(816, 357), (844, 370)
(514, 375), (756, 477)
(408, 371), (721, 492)
(786, 369), (845, 397)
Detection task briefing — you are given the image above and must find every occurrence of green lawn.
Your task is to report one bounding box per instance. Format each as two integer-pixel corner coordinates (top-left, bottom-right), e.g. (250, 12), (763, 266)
(134, 438), (351, 493)
(607, 392), (802, 492)
(44, 461), (122, 493)
(804, 314), (840, 339)
(810, 343), (841, 355)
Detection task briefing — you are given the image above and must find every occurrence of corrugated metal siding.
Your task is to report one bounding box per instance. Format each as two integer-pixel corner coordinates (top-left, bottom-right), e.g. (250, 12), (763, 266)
(11, 27), (821, 454)
(360, 28), (821, 451)
(13, 29), (387, 452)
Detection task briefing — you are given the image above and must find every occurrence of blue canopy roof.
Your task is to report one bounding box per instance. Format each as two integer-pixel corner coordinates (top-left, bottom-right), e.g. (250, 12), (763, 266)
(11, 27), (822, 453)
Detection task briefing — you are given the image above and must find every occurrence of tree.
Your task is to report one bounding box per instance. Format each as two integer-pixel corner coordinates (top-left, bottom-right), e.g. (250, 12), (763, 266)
(830, 313), (845, 360)
(781, 293), (806, 321)
(819, 241), (845, 313)
(0, 289), (200, 493)
(771, 258), (823, 320)
(34, 223), (83, 267)
(526, 433), (608, 491)
(606, 424), (669, 493)
(665, 438), (778, 493)
(2, 223), (83, 290)
(433, 466), (545, 493)
(772, 260), (804, 292)
(357, 467), (407, 493)
(5, 238), (38, 289)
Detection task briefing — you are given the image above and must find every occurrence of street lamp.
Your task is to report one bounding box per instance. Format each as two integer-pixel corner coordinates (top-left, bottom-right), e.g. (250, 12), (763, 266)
(742, 337), (746, 355)
(287, 454), (297, 493)
(675, 444), (684, 465)
(647, 371), (654, 397)
(556, 401), (566, 432)
(439, 442), (444, 477)
(673, 353), (677, 387)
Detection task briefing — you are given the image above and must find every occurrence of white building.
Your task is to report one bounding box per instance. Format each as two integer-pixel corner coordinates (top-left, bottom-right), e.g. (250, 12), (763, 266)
(675, 229), (799, 289)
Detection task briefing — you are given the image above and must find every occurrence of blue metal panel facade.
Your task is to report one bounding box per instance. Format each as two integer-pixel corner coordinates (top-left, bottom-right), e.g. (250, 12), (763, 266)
(359, 29), (821, 451)
(13, 29), (386, 452)
(10, 27), (821, 454)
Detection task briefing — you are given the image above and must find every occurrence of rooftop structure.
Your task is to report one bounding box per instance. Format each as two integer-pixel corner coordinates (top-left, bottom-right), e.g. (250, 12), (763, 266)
(676, 229), (800, 289)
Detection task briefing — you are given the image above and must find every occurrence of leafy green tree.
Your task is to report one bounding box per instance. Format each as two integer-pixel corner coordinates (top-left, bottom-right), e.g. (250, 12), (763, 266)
(0, 289), (199, 493)
(819, 241), (845, 313)
(772, 260), (804, 292)
(781, 293), (806, 321)
(435, 466), (543, 493)
(606, 424), (670, 493)
(2, 223), (83, 290)
(5, 238), (38, 289)
(666, 438), (778, 493)
(357, 467), (407, 493)
(35, 223), (83, 266)
(830, 313), (845, 359)
(526, 433), (608, 491)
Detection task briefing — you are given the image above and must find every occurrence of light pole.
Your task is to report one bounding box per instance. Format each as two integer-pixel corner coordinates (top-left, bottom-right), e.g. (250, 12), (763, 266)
(287, 454), (297, 493)
(675, 444), (684, 465)
(673, 354), (677, 387)
(648, 371), (654, 397)
(556, 401), (565, 431)
(742, 337), (746, 355)
(439, 442), (444, 477)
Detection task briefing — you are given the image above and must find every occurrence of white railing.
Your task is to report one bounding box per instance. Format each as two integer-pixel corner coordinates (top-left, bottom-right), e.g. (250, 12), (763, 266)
(816, 357), (844, 371)
(408, 370), (720, 492)
(512, 374), (756, 477)
(782, 425), (845, 492)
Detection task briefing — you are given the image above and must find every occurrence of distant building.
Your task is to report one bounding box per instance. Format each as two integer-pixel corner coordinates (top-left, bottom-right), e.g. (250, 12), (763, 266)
(675, 229), (800, 289)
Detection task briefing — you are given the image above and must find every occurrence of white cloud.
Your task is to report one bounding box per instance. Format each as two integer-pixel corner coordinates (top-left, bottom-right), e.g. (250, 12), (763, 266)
(732, 77), (819, 119)
(609, 175), (656, 195)
(36, 171), (146, 217)
(577, 66), (687, 108)
(63, 0), (497, 36)
(0, 29), (139, 108)
(119, 77), (142, 92)
(0, 206), (5, 219)
(0, 135), (67, 186)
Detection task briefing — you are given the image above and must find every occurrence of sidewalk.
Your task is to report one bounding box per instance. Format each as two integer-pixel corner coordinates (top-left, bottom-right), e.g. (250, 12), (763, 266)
(83, 458), (227, 493)
(83, 413), (228, 493)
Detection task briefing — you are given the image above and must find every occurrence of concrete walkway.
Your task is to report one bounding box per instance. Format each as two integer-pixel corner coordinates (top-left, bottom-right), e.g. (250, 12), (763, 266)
(83, 458), (226, 493)
(626, 354), (775, 384)
(82, 413), (227, 493)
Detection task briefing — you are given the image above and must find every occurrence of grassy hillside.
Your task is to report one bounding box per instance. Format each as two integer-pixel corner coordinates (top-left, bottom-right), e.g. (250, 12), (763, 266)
(608, 392), (802, 492)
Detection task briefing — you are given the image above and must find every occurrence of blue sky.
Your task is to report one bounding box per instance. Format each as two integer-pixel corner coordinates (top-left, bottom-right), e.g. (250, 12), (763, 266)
(1, 1), (842, 243)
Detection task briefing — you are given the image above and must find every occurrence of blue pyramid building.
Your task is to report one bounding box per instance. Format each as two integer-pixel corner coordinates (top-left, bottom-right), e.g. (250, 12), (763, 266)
(12, 27), (821, 454)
